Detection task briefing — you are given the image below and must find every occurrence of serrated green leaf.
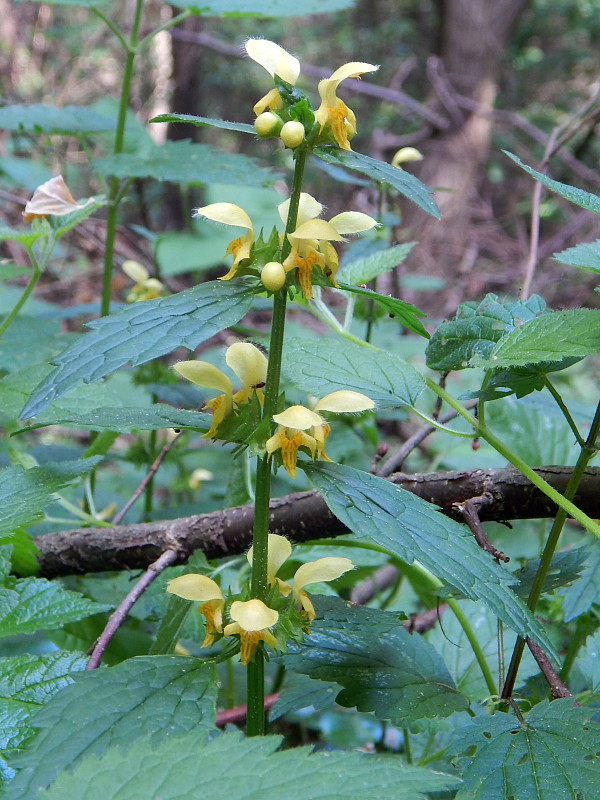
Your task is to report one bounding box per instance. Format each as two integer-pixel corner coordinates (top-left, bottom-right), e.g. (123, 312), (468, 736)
(4, 656), (218, 800)
(173, 0), (356, 14)
(40, 729), (460, 800)
(0, 651), (87, 755)
(0, 227), (44, 248)
(452, 700), (600, 799)
(467, 358), (582, 401)
(0, 528), (39, 576)
(513, 547), (589, 600)
(16, 405), (210, 433)
(281, 597), (468, 724)
(0, 104), (115, 134)
(46, 196), (107, 238)
(282, 336), (425, 410)
(305, 462), (555, 654)
(0, 317), (73, 374)
(558, 545), (600, 621)
(571, 630), (600, 696)
(94, 140), (279, 187)
(554, 238), (600, 273)
(0, 458), (101, 538)
(150, 113), (255, 133)
(473, 309), (600, 368)
(338, 282), (429, 338)
(21, 280), (254, 418)
(337, 243), (415, 284)
(426, 294), (549, 371)
(505, 151), (600, 214)
(314, 147), (440, 218)
(269, 673), (339, 721)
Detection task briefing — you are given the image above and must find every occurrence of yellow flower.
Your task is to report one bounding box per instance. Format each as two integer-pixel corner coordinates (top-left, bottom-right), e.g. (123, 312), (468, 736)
(249, 534), (354, 623)
(193, 203), (255, 281)
(315, 62), (378, 151)
(265, 390), (375, 478)
(173, 342), (268, 439)
(223, 599), (279, 665)
(22, 175), (93, 223)
(121, 260), (166, 302)
(166, 574), (224, 648)
(245, 39), (301, 115)
(392, 147), (423, 167)
(279, 194), (377, 300)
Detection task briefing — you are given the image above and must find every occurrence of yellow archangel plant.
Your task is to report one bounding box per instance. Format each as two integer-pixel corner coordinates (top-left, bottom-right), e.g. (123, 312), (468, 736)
(121, 260), (166, 302)
(173, 342), (268, 439)
(266, 390), (375, 478)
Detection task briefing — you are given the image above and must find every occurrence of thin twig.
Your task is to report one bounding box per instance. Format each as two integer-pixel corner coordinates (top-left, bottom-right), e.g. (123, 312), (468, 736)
(86, 547), (179, 670)
(455, 493), (510, 563)
(526, 638), (577, 701)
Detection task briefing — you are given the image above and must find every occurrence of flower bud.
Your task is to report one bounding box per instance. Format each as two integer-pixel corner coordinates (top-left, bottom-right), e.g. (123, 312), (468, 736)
(254, 112), (281, 137)
(261, 261), (286, 292)
(280, 120), (305, 149)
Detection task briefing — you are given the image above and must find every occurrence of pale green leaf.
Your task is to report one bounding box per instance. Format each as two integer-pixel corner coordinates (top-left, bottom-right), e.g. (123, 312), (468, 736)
(4, 656), (218, 800)
(306, 462), (555, 654)
(554, 238), (600, 273)
(505, 151), (600, 214)
(337, 243), (415, 284)
(0, 317), (74, 374)
(39, 729), (459, 800)
(21, 280), (255, 418)
(150, 113), (255, 134)
(282, 336), (425, 410)
(94, 141), (279, 187)
(0, 227), (44, 249)
(281, 597), (468, 724)
(571, 630), (600, 696)
(314, 147), (440, 218)
(0, 104), (115, 134)
(452, 700), (600, 799)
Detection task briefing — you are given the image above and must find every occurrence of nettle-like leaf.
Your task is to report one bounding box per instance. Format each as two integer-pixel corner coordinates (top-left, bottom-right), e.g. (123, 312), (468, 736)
(17, 405), (210, 433)
(94, 140), (280, 187)
(282, 336), (425, 410)
(338, 283), (429, 338)
(571, 630), (600, 697)
(21, 280), (255, 418)
(505, 151), (600, 215)
(0, 458), (101, 538)
(0, 104), (116, 134)
(513, 547), (589, 601)
(452, 700), (600, 799)
(426, 294), (549, 371)
(305, 462), (555, 654)
(0, 651), (88, 757)
(269, 672), (340, 721)
(0, 547), (108, 637)
(39, 729), (460, 800)
(554, 238), (600, 273)
(172, 0), (356, 14)
(150, 113), (255, 134)
(467, 358), (581, 401)
(558, 545), (600, 621)
(0, 317), (74, 374)
(314, 147), (440, 218)
(281, 597), (468, 725)
(4, 656), (218, 800)
(472, 308), (600, 368)
(0, 227), (44, 249)
(337, 242), (415, 285)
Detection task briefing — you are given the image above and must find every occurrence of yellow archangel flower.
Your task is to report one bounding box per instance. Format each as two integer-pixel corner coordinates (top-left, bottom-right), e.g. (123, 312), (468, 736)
(193, 203), (256, 281)
(166, 574), (225, 648)
(121, 260), (166, 303)
(245, 38), (301, 115)
(248, 534), (354, 623)
(265, 390), (375, 478)
(22, 175), (94, 223)
(279, 193), (377, 300)
(173, 342), (268, 439)
(315, 62), (379, 151)
(223, 599), (279, 665)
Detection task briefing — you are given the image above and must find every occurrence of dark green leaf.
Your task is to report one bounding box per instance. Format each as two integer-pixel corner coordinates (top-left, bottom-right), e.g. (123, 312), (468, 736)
(314, 147), (440, 218)
(305, 462), (555, 654)
(281, 597), (468, 724)
(21, 281), (254, 418)
(269, 673), (339, 721)
(338, 282), (429, 338)
(94, 140), (280, 187)
(16, 405), (210, 433)
(505, 151), (600, 214)
(337, 243), (415, 284)
(558, 545), (600, 621)
(46, 197), (107, 238)
(467, 358), (582, 401)
(40, 729), (460, 800)
(282, 335), (425, 410)
(4, 656), (218, 800)
(0, 317), (74, 374)
(513, 547), (589, 600)
(452, 700), (600, 799)
(426, 294), (549, 371)
(0, 104), (116, 134)
(571, 630), (600, 696)
(554, 238), (600, 273)
(150, 113), (255, 134)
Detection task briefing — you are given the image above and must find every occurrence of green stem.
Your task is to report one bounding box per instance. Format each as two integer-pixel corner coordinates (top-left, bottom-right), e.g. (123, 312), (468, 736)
(246, 145), (309, 736)
(447, 597), (497, 696)
(559, 615), (589, 684)
(100, 0), (144, 317)
(544, 376), (587, 448)
(501, 400), (600, 698)
(138, 10), (192, 50)
(0, 260), (42, 337)
(402, 727), (413, 764)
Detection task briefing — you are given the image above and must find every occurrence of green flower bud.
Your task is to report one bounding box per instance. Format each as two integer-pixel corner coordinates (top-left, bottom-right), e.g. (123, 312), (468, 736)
(280, 120), (305, 149)
(254, 112), (282, 137)
(261, 261), (286, 292)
